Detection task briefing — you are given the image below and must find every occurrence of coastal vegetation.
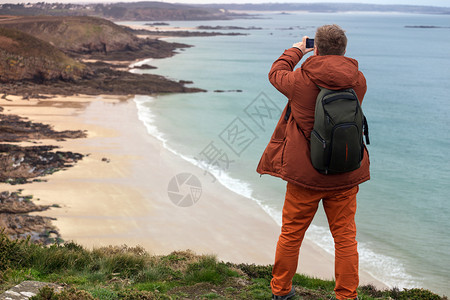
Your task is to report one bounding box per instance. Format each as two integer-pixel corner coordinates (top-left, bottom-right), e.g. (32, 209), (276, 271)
(0, 232), (446, 299)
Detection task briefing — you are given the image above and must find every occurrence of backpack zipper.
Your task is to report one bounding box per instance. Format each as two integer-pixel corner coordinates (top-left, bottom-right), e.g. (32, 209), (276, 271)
(311, 130), (326, 149)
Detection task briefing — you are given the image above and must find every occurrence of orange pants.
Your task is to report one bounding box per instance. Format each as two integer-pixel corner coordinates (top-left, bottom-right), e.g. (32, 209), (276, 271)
(271, 182), (359, 300)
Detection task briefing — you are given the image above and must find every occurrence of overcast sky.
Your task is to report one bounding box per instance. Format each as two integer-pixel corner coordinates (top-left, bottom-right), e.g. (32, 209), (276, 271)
(2, 0), (450, 7)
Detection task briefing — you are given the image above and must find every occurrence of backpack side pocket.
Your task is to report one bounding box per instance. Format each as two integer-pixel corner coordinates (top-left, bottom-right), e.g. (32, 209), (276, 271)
(310, 129), (330, 174)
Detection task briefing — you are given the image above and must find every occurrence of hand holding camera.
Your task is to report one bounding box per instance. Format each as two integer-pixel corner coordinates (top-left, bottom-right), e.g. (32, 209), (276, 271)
(293, 36), (314, 55)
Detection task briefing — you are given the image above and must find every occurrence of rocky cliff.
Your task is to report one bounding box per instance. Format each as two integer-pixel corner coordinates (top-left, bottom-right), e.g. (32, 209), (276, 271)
(0, 16), (141, 54)
(0, 27), (86, 82)
(0, 16), (186, 57)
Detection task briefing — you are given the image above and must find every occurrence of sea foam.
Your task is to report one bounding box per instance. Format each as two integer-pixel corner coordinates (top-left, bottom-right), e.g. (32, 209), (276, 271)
(307, 225), (419, 289)
(133, 95), (282, 226)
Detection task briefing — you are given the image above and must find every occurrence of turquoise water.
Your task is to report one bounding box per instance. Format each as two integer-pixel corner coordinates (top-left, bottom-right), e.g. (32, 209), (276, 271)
(124, 12), (450, 295)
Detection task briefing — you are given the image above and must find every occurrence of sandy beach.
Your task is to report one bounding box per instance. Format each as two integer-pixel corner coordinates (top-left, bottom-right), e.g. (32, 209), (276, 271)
(0, 95), (387, 288)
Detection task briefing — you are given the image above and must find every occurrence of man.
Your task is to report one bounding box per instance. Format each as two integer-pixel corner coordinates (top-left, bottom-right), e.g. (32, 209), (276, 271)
(257, 24), (370, 300)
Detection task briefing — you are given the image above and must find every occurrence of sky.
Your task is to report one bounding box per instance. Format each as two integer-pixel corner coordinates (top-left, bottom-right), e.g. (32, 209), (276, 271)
(1, 0), (450, 7)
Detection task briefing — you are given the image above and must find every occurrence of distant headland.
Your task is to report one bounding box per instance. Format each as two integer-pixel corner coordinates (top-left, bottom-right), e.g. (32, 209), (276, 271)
(0, 2), (449, 20)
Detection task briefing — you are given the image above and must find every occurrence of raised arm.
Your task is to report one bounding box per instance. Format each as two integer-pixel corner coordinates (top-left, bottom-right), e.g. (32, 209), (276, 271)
(268, 36), (313, 99)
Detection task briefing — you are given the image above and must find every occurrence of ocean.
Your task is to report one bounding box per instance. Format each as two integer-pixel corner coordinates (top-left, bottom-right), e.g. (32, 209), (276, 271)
(121, 12), (449, 295)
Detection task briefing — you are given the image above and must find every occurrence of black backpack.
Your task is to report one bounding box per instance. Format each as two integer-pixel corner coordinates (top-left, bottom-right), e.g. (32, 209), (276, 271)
(310, 86), (370, 174)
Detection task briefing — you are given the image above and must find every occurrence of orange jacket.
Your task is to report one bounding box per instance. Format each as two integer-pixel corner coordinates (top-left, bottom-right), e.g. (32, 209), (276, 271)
(257, 48), (370, 191)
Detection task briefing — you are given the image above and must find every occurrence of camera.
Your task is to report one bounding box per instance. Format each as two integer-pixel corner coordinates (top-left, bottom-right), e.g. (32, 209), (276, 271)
(306, 38), (314, 48)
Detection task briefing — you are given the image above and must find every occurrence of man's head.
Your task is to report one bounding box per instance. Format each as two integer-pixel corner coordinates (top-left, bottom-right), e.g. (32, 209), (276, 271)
(315, 24), (347, 56)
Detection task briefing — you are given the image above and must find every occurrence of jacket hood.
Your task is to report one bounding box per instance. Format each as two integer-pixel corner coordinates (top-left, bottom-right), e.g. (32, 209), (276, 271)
(302, 55), (360, 89)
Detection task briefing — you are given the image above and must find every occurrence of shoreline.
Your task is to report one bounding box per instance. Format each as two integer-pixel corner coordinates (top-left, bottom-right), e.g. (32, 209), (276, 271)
(0, 95), (387, 289)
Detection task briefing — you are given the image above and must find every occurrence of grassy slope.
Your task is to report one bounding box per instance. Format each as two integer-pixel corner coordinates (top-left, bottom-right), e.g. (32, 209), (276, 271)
(0, 16), (139, 53)
(0, 15), (190, 62)
(0, 233), (446, 300)
(0, 27), (85, 82)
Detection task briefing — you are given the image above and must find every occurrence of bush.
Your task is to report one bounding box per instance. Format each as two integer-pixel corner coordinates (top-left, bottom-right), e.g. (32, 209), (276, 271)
(229, 263), (272, 281)
(28, 244), (92, 275)
(0, 232), (30, 271)
(184, 255), (237, 285)
(99, 252), (146, 277)
(134, 264), (182, 283)
(388, 288), (444, 300)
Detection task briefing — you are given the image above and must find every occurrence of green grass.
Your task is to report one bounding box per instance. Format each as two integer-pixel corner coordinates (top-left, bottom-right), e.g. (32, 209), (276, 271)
(0, 232), (446, 300)
(184, 256), (239, 285)
(292, 273), (335, 291)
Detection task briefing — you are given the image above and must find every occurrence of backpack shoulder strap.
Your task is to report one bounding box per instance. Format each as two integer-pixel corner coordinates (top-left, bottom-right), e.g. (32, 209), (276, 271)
(363, 116), (370, 145)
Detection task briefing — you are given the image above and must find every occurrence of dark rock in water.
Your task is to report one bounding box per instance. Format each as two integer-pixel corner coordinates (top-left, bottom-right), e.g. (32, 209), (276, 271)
(179, 80), (194, 85)
(276, 27), (294, 30)
(405, 25), (450, 28)
(214, 89), (243, 93)
(124, 27), (247, 37)
(132, 64), (157, 70)
(197, 25), (262, 30)
(146, 22), (170, 26)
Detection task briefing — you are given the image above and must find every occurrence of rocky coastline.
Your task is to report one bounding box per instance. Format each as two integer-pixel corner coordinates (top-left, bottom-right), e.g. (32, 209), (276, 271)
(0, 15), (207, 244)
(0, 109), (86, 243)
(1, 62), (205, 98)
(0, 191), (60, 245)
